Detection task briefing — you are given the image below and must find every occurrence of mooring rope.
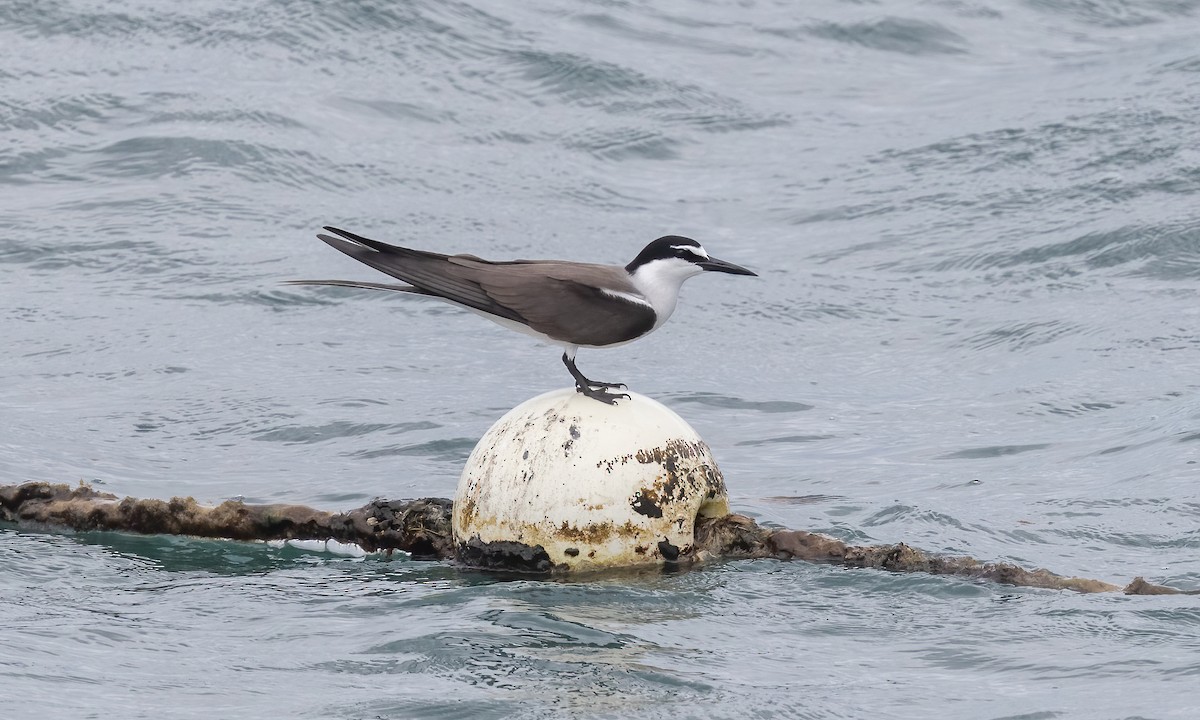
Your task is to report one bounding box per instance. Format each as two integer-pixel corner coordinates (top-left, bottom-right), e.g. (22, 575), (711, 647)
(1, 481), (1192, 595)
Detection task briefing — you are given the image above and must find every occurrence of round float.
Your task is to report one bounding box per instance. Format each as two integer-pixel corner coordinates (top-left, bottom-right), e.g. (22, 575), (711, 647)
(453, 388), (730, 572)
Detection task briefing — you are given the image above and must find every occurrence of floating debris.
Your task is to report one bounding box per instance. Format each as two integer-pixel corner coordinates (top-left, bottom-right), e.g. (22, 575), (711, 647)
(0, 482), (452, 558)
(1, 481), (1193, 595)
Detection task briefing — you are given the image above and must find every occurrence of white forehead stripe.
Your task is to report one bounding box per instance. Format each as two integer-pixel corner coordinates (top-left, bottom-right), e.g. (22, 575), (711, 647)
(670, 244), (709, 260)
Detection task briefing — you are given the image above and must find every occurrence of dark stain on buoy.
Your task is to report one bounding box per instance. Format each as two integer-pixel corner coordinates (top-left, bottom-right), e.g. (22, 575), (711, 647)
(660, 474), (680, 502)
(564, 547), (580, 557)
(631, 490), (663, 518)
(562, 423), (583, 456)
(554, 519), (641, 543)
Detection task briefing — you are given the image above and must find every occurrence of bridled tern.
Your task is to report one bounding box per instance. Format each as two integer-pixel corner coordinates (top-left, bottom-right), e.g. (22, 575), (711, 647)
(288, 226), (756, 404)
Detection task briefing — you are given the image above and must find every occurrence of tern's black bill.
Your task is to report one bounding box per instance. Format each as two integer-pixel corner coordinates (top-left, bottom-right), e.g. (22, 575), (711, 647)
(699, 257), (757, 276)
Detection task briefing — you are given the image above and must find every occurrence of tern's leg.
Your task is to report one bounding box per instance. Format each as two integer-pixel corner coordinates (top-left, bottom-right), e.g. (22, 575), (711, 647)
(561, 353), (630, 404)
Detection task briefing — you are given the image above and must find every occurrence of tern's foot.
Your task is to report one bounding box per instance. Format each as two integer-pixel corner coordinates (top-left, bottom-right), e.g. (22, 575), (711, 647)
(586, 379), (627, 390)
(576, 383), (630, 405)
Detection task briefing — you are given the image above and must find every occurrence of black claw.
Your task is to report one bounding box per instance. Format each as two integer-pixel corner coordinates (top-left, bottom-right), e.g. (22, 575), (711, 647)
(576, 384), (630, 405)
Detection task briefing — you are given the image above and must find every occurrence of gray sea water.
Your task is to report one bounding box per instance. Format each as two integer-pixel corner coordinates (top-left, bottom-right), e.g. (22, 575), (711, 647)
(3, 0), (1200, 717)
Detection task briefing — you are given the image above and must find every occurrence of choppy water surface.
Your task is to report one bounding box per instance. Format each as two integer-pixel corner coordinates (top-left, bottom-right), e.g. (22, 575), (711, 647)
(3, 1), (1199, 717)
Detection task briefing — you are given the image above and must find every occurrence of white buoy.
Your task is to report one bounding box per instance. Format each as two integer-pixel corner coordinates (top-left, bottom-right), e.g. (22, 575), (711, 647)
(453, 388), (730, 572)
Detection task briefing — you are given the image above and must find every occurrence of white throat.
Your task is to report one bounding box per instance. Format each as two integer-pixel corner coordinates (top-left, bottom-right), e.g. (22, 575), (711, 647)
(627, 258), (704, 330)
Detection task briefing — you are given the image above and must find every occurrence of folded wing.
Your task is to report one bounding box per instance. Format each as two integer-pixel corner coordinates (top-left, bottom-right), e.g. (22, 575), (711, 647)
(315, 227), (656, 347)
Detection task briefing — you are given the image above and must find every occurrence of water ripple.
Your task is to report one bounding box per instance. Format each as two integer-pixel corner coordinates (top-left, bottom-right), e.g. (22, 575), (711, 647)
(737, 434), (836, 447)
(1027, 0), (1191, 28)
(900, 221), (1200, 281)
(562, 126), (684, 161)
(253, 420), (441, 445)
(83, 136), (334, 188)
(804, 18), (968, 56)
(351, 437), (478, 462)
(956, 319), (1087, 351)
(500, 47), (790, 136)
(941, 444), (1053, 460)
(669, 392), (814, 413)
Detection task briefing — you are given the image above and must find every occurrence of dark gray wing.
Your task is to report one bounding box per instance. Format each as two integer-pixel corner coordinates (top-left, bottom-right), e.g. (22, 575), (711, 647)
(312, 227), (656, 346)
(459, 261), (657, 346)
(314, 226), (525, 323)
